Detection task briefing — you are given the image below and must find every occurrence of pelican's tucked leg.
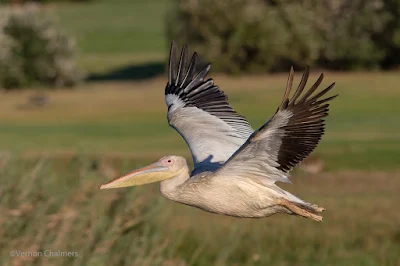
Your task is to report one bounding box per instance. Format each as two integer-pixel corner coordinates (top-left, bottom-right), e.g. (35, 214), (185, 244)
(279, 199), (324, 222)
(311, 204), (326, 213)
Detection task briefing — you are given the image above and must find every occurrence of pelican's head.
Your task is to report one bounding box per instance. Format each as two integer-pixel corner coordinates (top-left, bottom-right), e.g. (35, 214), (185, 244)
(100, 156), (187, 189)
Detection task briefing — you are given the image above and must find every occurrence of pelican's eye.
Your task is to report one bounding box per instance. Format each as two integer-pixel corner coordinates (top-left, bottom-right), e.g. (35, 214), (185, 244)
(161, 158), (174, 166)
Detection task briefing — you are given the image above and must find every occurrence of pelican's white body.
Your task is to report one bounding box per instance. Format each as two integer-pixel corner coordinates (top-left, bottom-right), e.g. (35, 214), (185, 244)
(160, 164), (304, 218)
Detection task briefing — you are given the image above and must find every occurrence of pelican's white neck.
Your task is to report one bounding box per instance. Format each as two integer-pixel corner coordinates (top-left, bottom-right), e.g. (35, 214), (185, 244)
(160, 166), (190, 200)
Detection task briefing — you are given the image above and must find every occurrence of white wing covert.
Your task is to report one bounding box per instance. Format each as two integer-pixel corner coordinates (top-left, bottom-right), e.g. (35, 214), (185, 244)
(165, 42), (254, 171)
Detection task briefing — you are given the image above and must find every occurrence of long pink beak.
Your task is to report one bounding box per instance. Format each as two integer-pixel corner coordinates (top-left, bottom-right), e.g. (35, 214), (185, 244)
(100, 162), (169, 189)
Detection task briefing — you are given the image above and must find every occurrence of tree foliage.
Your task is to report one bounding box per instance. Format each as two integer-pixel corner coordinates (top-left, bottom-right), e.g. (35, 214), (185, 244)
(167, 0), (400, 72)
(0, 5), (83, 89)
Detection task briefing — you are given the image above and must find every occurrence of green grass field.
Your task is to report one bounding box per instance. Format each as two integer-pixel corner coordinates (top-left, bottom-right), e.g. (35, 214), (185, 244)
(54, 0), (169, 73)
(0, 1), (399, 265)
(0, 72), (399, 171)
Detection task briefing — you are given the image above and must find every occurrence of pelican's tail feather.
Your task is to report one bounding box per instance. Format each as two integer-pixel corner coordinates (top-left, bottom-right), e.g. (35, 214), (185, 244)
(279, 199), (325, 222)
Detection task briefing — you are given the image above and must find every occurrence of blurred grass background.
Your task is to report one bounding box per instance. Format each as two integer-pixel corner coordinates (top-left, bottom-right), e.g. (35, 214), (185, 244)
(0, 0), (399, 265)
(56, 0), (168, 73)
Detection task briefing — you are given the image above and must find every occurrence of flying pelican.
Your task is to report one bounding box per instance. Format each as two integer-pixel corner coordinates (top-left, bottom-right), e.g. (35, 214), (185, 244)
(100, 42), (337, 221)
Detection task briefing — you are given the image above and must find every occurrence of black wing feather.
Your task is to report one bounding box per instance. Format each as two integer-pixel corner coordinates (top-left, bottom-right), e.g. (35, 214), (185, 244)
(165, 41), (253, 137)
(268, 67), (336, 172)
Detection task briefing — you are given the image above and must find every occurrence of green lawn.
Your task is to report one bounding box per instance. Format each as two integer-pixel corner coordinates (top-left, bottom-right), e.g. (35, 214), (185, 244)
(0, 72), (399, 171)
(53, 0), (170, 73)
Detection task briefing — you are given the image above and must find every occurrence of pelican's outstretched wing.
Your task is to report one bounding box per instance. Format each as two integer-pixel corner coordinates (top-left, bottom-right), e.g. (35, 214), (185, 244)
(165, 41), (253, 170)
(216, 67), (337, 183)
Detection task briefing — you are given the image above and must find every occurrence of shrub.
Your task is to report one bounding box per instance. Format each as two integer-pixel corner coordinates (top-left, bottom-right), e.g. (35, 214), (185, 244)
(0, 4), (83, 89)
(167, 0), (321, 73)
(167, 0), (400, 72)
(377, 0), (400, 68)
(313, 0), (389, 70)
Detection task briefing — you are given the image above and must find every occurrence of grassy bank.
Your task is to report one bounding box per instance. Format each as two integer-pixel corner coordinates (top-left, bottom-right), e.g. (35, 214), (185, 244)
(1, 155), (399, 266)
